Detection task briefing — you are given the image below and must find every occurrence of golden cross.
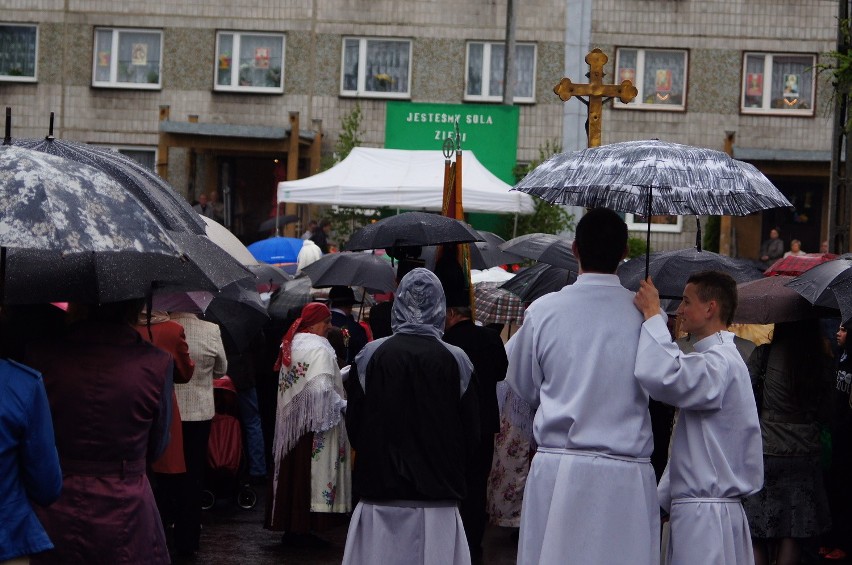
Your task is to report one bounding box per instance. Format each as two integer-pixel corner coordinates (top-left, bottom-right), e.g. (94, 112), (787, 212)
(554, 48), (638, 148)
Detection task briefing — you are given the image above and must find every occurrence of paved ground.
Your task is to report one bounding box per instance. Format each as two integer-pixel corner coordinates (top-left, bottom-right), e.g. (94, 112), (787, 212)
(181, 484), (519, 564)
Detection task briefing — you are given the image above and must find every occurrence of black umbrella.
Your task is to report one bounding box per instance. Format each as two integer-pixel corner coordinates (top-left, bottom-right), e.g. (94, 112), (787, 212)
(267, 275), (313, 321)
(301, 252), (396, 293)
(499, 233), (578, 270)
(203, 279), (270, 352)
(513, 139), (792, 277)
(345, 211), (483, 251)
(418, 231), (523, 271)
(785, 257), (852, 323)
(13, 136), (252, 293)
(617, 247), (763, 297)
(500, 263), (578, 303)
(734, 275), (834, 325)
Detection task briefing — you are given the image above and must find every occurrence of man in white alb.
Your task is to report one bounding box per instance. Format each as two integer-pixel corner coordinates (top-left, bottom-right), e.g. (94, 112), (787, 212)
(633, 271), (763, 565)
(507, 208), (660, 565)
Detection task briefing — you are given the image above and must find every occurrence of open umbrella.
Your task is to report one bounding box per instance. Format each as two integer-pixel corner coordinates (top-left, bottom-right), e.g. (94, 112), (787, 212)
(258, 214), (298, 233)
(763, 253), (838, 277)
(0, 146), (227, 303)
(734, 275), (834, 325)
(345, 211), (483, 251)
(499, 233), (578, 270)
(617, 247), (763, 297)
(14, 136), (253, 292)
(500, 262), (577, 303)
(247, 236), (303, 265)
(418, 231), (523, 271)
(513, 139), (792, 277)
(786, 257), (852, 323)
(300, 252), (396, 293)
(201, 217), (291, 290)
(474, 282), (526, 325)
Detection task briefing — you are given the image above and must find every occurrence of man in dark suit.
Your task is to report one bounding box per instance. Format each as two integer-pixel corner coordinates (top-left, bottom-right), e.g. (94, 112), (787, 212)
(328, 286), (368, 365)
(442, 293), (509, 563)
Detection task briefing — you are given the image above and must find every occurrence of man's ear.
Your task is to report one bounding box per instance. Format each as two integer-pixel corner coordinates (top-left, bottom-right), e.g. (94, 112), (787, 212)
(706, 299), (718, 321)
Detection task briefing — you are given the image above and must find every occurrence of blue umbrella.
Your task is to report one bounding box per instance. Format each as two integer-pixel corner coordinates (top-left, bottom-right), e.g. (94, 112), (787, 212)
(247, 237), (304, 265)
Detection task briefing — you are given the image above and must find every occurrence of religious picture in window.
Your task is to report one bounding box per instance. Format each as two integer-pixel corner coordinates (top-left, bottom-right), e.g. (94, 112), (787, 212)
(746, 73), (762, 98)
(619, 67), (635, 84)
(783, 74), (799, 99)
(131, 43), (147, 66)
(255, 47), (270, 70)
(655, 69), (672, 93)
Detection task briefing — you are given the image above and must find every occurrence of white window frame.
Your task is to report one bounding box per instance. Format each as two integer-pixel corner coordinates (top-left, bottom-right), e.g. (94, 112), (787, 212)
(102, 145), (158, 172)
(613, 48), (688, 111)
(340, 37), (412, 99)
(91, 27), (162, 90)
(0, 23), (38, 83)
(740, 52), (816, 116)
(464, 41), (537, 103)
(214, 31), (285, 94)
(625, 214), (683, 233)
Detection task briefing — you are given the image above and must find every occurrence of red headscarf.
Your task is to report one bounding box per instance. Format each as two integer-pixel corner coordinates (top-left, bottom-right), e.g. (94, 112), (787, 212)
(274, 302), (331, 370)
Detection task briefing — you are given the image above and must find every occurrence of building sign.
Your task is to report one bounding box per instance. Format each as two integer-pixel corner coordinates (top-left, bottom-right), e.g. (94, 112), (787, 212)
(385, 102), (520, 184)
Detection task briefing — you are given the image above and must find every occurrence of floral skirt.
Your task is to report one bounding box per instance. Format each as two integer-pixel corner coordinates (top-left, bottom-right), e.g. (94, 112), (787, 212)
(486, 413), (532, 527)
(743, 454), (831, 539)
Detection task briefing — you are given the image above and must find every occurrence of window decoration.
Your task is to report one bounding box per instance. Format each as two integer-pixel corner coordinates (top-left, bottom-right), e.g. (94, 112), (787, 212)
(215, 32), (284, 93)
(92, 28), (162, 89)
(741, 53), (816, 116)
(341, 37), (411, 98)
(0, 24), (38, 82)
(465, 42), (536, 103)
(614, 48), (688, 111)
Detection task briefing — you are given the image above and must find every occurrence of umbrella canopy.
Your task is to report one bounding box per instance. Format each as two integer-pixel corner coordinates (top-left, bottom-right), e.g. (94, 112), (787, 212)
(763, 253), (838, 277)
(785, 257), (852, 321)
(247, 236), (303, 265)
(202, 278), (270, 352)
(13, 138), (254, 293)
(473, 282), (526, 325)
(300, 252), (397, 293)
(500, 262), (577, 303)
(734, 275), (833, 325)
(345, 211), (483, 251)
(418, 231), (523, 271)
(267, 275), (313, 321)
(513, 139), (792, 216)
(0, 146), (240, 303)
(200, 217), (291, 290)
(14, 137), (206, 234)
(617, 248), (764, 296)
(499, 233), (578, 270)
(0, 146), (180, 255)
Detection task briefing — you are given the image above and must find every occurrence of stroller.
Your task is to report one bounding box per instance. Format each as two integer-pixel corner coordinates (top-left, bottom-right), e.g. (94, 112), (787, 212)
(201, 376), (257, 510)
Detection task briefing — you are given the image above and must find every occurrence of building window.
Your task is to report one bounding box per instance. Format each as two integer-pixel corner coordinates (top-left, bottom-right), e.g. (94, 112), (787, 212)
(116, 147), (156, 171)
(614, 48), (688, 111)
(0, 23), (38, 82)
(92, 28), (162, 89)
(215, 32), (284, 93)
(741, 53), (816, 115)
(625, 214), (683, 233)
(465, 42), (536, 103)
(341, 37), (411, 98)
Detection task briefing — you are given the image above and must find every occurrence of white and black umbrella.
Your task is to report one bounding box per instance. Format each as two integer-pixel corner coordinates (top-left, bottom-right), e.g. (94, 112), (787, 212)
(13, 135), (253, 292)
(0, 145), (219, 303)
(513, 139), (792, 277)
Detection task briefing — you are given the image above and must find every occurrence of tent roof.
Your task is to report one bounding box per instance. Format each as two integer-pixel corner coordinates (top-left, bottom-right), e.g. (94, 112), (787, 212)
(277, 147), (535, 214)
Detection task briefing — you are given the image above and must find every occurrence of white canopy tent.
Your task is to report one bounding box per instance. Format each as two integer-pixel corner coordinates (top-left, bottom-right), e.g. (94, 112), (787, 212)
(276, 147), (535, 215)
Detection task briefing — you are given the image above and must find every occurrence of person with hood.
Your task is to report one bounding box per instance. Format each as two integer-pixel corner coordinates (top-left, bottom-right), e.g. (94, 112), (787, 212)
(342, 268), (479, 565)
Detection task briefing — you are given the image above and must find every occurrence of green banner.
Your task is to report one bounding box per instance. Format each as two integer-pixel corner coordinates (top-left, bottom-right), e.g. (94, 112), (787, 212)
(384, 102), (520, 184)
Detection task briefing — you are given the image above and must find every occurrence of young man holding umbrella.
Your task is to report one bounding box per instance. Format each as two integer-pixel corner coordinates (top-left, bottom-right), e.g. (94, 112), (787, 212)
(633, 271), (763, 564)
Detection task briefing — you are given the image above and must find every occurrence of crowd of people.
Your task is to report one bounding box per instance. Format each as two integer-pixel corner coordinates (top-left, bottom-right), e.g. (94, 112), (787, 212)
(2, 208), (852, 565)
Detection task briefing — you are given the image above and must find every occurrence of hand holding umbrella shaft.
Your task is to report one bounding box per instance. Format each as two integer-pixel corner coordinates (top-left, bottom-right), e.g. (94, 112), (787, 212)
(634, 278), (661, 321)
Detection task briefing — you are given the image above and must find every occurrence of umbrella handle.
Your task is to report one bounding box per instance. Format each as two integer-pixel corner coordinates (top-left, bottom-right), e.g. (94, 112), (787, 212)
(645, 187), (651, 280)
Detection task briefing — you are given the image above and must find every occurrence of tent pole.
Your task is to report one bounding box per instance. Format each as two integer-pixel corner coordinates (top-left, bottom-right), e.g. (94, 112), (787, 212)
(513, 213), (518, 238)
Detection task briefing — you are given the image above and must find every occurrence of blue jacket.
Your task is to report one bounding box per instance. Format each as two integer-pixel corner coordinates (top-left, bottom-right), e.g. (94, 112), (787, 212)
(0, 358), (62, 561)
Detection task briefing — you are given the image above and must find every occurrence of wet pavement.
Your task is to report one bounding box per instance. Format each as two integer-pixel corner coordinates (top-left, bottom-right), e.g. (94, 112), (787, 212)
(184, 484), (519, 564)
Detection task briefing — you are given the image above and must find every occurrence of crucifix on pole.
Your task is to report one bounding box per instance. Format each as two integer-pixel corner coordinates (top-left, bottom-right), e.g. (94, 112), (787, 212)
(553, 48), (638, 148)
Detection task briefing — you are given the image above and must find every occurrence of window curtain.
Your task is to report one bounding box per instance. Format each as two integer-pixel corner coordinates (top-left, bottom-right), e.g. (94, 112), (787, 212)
(365, 40), (409, 93)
